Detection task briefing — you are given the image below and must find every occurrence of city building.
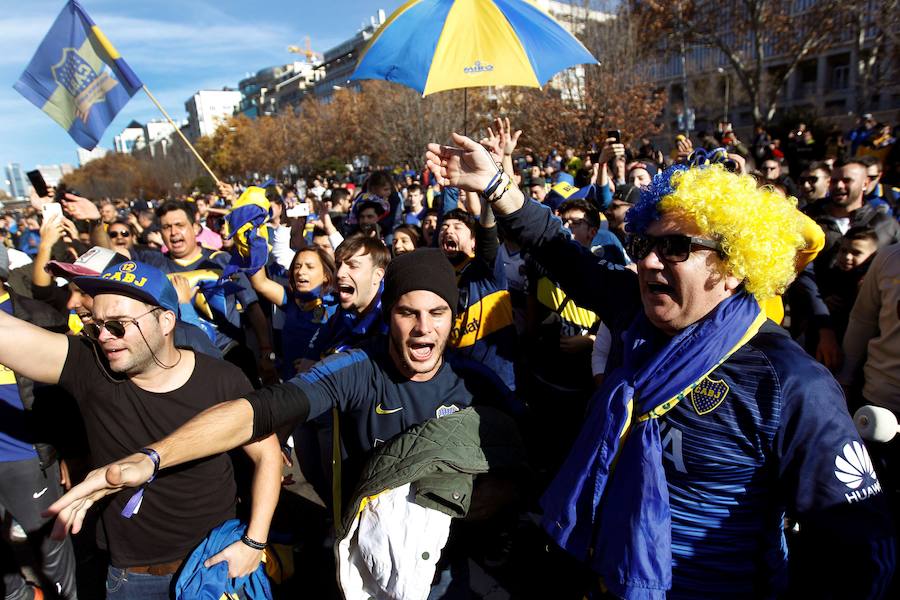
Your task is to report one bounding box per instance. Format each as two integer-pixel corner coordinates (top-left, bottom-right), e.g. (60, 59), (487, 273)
(239, 62), (321, 116)
(642, 4), (900, 136)
(114, 120), (145, 154)
(5, 162), (28, 199)
(77, 146), (108, 166)
(184, 89), (242, 140)
(143, 119), (179, 157)
(312, 10), (386, 100)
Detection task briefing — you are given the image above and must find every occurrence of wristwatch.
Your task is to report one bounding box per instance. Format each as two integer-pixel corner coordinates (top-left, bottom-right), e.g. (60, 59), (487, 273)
(262, 351), (276, 361)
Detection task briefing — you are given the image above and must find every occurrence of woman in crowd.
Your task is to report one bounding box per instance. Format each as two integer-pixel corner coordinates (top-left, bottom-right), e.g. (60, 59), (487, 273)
(249, 246), (337, 380)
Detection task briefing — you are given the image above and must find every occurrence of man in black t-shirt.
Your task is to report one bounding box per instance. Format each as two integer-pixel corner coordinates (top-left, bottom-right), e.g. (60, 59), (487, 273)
(46, 249), (512, 519)
(0, 260), (282, 599)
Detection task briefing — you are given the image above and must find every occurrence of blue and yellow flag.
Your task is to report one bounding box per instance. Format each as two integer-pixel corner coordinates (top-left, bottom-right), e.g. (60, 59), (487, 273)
(223, 187), (271, 275)
(13, 1), (142, 149)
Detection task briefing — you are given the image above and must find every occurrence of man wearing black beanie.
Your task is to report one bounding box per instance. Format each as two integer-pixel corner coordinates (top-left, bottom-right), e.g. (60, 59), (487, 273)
(49, 246), (516, 526)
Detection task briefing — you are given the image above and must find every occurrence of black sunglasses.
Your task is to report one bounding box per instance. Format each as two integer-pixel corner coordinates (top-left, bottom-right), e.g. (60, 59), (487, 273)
(627, 233), (723, 263)
(108, 230), (131, 238)
(84, 307), (161, 339)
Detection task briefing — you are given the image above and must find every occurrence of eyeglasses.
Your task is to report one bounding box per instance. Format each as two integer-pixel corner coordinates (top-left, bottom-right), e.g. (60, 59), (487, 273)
(627, 233), (723, 263)
(563, 217), (588, 228)
(800, 176), (821, 184)
(84, 307), (161, 339)
(108, 230), (131, 239)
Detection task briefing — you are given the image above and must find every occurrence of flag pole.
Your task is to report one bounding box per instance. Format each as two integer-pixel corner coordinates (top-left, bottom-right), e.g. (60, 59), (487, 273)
(141, 85), (221, 186)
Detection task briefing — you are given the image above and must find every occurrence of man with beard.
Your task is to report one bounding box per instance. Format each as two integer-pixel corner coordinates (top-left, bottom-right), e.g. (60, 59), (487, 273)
(0, 260), (282, 598)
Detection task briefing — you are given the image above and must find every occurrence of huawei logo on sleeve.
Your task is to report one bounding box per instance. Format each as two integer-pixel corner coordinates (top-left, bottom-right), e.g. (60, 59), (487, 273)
(834, 441), (882, 503)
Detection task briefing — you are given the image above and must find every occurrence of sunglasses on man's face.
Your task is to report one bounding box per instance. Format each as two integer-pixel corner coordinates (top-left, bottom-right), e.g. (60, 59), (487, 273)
(627, 233), (723, 263)
(83, 307), (161, 339)
(108, 229), (131, 239)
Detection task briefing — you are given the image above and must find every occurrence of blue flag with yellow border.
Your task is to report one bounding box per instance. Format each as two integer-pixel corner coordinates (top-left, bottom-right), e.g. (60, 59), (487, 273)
(14, 0), (142, 149)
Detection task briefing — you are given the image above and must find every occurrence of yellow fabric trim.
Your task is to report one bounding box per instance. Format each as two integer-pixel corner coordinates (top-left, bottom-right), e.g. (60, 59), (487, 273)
(0, 293), (16, 384)
(795, 213), (826, 271)
(423, 0), (540, 95)
(535, 277), (599, 330)
(68, 312), (85, 335)
(637, 310), (767, 422)
(760, 296), (784, 325)
(90, 25), (121, 60)
(450, 289), (514, 348)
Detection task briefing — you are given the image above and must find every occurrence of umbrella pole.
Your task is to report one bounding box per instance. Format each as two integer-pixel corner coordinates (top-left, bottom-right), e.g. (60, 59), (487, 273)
(463, 88), (468, 137)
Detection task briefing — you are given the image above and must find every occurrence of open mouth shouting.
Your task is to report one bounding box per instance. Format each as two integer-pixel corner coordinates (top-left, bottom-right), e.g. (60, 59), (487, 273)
(440, 236), (459, 254)
(408, 340), (435, 362)
(337, 282), (356, 305)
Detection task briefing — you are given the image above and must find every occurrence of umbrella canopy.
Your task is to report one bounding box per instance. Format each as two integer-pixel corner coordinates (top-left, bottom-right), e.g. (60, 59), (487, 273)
(350, 0), (599, 96)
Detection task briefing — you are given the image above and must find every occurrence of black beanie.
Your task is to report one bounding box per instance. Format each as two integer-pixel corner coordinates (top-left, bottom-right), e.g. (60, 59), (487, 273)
(382, 248), (459, 316)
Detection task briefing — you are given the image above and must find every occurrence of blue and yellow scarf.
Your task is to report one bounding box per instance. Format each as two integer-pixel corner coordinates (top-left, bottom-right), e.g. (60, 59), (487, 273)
(540, 291), (765, 598)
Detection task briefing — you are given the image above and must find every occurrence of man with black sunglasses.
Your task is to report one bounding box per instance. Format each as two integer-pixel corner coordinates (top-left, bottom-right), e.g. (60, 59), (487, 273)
(419, 135), (895, 597)
(0, 260), (282, 599)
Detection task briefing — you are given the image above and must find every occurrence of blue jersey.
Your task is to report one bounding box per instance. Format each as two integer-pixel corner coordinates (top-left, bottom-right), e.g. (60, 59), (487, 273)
(498, 199), (894, 597)
(279, 292), (337, 379)
(0, 293), (37, 461)
(247, 336), (512, 493)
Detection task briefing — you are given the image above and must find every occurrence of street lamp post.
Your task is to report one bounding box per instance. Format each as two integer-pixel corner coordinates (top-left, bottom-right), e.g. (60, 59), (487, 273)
(717, 67), (730, 124)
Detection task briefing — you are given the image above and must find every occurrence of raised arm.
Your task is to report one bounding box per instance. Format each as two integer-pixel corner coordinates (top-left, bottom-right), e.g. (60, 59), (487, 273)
(0, 308), (69, 384)
(249, 268), (288, 307)
(426, 133), (640, 322)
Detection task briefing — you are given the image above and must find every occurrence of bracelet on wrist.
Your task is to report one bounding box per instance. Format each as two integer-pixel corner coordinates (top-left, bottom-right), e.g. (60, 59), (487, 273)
(138, 448), (161, 483)
(241, 534), (267, 550)
(482, 172), (512, 204)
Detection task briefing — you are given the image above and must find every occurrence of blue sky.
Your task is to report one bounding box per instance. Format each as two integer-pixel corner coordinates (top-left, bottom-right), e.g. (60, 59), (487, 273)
(0, 0), (406, 178)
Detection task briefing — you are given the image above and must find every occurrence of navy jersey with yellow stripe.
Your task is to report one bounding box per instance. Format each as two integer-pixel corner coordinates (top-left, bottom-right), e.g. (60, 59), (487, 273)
(451, 256), (517, 391)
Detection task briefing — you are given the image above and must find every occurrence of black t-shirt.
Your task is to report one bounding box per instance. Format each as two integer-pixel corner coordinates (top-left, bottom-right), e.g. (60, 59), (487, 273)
(60, 336), (252, 567)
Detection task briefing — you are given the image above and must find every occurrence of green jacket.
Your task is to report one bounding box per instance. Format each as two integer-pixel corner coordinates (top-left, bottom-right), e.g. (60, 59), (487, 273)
(338, 406), (528, 540)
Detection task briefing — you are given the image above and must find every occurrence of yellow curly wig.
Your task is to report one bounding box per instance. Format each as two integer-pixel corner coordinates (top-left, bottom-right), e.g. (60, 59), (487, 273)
(658, 165), (806, 299)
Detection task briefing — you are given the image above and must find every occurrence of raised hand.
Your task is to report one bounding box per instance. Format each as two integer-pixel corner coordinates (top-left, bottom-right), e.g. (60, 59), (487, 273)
(170, 275), (198, 304)
(480, 127), (503, 164)
(60, 193), (101, 221)
(425, 132), (499, 194)
(496, 117), (522, 157)
(39, 213), (66, 247)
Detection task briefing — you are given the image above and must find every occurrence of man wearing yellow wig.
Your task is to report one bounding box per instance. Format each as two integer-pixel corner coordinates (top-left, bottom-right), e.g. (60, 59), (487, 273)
(421, 136), (895, 598)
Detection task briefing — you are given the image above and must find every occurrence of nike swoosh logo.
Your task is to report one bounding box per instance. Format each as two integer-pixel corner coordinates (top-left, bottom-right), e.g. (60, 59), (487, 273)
(375, 403), (403, 415)
(33, 487), (48, 499)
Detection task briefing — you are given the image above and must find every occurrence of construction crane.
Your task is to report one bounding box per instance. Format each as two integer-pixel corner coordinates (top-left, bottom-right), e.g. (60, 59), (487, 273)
(288, 36), (321, 63)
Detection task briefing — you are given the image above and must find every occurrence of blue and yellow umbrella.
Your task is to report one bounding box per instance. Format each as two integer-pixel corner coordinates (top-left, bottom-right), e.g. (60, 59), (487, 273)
(350, 0), (599, 96)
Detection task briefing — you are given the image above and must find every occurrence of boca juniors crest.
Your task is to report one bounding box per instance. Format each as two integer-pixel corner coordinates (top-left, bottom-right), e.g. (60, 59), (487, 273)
(51, 48), (119, 124)
(690, 376), (730, 415)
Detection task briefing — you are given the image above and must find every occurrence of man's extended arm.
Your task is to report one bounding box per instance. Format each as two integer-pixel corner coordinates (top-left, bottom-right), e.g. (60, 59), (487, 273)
(0, 308), (69, 384)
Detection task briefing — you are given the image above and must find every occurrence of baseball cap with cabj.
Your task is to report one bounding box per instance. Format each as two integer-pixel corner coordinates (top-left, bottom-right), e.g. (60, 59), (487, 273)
(73, 261), (180, 315)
